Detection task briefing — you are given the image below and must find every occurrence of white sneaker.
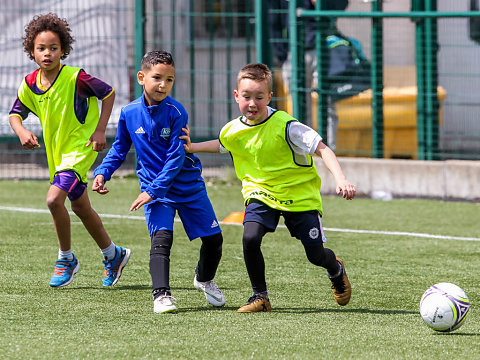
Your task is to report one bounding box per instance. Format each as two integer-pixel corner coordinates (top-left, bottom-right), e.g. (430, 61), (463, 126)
(194, 275), (226, 306)
(153, 295), (177, 314)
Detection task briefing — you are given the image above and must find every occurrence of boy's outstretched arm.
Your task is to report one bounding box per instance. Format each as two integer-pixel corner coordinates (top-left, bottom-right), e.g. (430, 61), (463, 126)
(180, 125), (221, 153)
(9, 115), (40, 149)
(87, 91), (116, 152)
(315, 141), (356, 200)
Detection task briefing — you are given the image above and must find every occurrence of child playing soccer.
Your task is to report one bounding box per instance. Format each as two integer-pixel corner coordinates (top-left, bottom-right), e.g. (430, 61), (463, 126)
(8, 13), (130, 288)
(181, 63), (355, 313)
(92, 50), (225, 314)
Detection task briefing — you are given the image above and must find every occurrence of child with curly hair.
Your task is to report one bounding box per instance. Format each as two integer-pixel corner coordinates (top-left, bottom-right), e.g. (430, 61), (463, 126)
(9, 13), (130, 288)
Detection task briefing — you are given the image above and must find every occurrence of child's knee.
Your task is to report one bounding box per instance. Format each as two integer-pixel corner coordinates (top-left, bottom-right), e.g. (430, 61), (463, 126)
(46, 192), (64, 210)
(305, 246), (337, 269)
(70, 201), (90, 218)
(242, 222), (266, 251)
(151, 230), (173, 257)
(305, 245), (326, 266)
(242, 232), (262, 252)
(201, 232), (223, 250)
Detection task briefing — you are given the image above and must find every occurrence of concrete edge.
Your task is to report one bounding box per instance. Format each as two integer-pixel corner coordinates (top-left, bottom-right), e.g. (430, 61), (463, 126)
(315, 157), (480, 201)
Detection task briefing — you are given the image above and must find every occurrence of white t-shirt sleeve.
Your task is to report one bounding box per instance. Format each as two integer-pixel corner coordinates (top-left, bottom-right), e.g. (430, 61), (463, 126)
(219, 143), (229, 154)
(287, 121), (322, 155)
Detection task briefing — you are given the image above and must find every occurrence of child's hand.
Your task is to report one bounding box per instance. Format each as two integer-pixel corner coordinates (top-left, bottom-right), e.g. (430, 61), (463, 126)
(130, 191), (153, 211)
(179, 125), (193, 153)
(86, 129), (107, 152)
(19, 129), (40, 150)
(92, 174), (109, 194)
(336, 180), (356, 200)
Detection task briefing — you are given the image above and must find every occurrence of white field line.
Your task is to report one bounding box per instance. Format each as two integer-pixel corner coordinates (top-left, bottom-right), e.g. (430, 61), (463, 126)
(1, 205), (479, 242)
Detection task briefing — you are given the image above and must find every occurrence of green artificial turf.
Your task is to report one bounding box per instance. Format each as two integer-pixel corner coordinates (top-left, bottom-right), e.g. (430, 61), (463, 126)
(0, 178), (478, 359)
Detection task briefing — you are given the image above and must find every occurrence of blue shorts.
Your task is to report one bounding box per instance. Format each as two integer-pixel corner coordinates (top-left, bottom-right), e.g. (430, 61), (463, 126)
(51, 171), (87, 201)
(144, 195), (222, 240)
(244, 199), (327, 246)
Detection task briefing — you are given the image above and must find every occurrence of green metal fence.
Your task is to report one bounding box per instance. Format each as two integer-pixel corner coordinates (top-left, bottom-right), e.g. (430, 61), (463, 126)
(1, 0), (480, 180)
(0, 0), (135, 179)
(138, 0), (255, 141)
(259, 0), (480, 160)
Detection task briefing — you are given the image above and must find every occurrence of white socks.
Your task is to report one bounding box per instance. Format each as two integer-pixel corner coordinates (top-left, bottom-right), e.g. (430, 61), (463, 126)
(101, 242), (117, 260)
(58, 242), (116, 261)
(58, 249), (73, 260)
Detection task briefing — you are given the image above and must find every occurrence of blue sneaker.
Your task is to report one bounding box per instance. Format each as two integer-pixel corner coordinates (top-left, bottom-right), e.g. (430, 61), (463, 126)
(49, 255), (80, 287)
(102, 246), (131, 287)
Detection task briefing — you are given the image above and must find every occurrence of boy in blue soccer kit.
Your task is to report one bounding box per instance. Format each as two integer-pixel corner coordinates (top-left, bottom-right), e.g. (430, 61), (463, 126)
(93, 50), (225, 313)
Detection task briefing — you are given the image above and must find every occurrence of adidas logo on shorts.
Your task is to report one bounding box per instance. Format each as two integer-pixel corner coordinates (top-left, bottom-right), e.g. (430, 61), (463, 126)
(211, 220), (219, 228)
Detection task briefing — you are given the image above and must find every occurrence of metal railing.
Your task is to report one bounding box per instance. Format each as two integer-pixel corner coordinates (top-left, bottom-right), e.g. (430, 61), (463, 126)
(257, 0), (480, 160)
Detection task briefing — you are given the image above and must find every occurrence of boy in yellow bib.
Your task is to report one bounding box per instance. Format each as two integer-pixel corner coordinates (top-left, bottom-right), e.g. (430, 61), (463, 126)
(182, 63), (355, 312)
(9, 13), (130, 288)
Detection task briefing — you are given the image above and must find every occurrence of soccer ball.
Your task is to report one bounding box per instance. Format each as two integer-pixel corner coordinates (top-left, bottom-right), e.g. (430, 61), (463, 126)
(419, 283), (470, 332)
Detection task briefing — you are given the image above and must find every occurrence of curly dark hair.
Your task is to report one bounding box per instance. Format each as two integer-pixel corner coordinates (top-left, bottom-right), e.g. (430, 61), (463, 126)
(23, 13), (74, 61)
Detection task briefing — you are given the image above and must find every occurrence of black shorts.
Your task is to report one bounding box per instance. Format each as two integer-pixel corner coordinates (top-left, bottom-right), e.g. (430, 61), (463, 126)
(244, 199), (327, 246)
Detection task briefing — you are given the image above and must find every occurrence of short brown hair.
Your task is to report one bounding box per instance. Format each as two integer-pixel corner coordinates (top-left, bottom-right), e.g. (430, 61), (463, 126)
(237, 63), (272, 92)
(23, 13), (74, 61)
(141, 50), (175, 71)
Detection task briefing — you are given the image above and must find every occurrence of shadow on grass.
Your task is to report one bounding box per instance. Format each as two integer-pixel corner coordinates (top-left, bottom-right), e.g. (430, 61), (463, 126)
(110, 284), (151, 290)
(171, 286), (239, 291)
(58, 285), (237, 291)
(433, 332), (479, 336)
(176, 306), (240, 313)
(60, 284), (151, 290)
(267, 307), (418, 315)
(163, 306), (421, 315)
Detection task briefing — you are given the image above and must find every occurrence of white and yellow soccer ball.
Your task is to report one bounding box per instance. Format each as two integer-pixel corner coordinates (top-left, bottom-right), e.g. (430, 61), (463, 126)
(419, 282), (470, 332)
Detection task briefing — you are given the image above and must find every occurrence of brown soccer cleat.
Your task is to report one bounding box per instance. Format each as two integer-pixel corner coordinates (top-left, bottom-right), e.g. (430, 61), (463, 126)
(330, 257), (352, 306)
(237, 293), (272, 313)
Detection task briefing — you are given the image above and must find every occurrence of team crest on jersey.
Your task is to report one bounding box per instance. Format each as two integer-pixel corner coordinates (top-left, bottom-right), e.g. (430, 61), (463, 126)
(309, 227), (319, 239)
(160, 128), (171, 139)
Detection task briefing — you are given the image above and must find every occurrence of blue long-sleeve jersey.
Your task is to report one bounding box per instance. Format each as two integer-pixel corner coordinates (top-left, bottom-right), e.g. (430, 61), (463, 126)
(94, 94), (206, 203)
